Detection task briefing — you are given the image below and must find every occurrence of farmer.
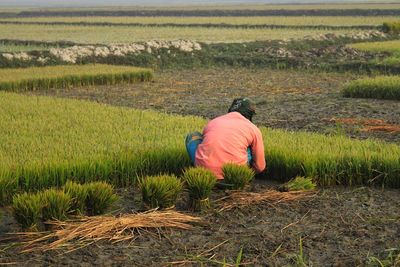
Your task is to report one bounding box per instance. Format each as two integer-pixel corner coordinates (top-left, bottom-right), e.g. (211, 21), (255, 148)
(185, 98), (266, 179)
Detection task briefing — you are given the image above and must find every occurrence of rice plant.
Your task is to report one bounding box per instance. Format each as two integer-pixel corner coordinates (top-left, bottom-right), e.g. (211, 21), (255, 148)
(85, 182), (118, 216)
(41, 189), (72, 221)
(284, 176), (317, 192)
(182, 167), (217, 211)
(140, 175), (183, 209)
(12, 192), (43, 230)
(0, 65), (153, 92)
(222, 163), (255, 190)
(350, 40), (400, 53)
(342, 76), (400, 100)
(63, 180), (88, 215)
(382, 21), (400, 34)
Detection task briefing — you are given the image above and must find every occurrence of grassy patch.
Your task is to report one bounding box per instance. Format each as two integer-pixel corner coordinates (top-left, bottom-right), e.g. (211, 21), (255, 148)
(1, 93), (400, 205)
(12, 193), (43, 230)
(342, 76), (400, 100)
(41, 189), (71, 221)
(0, 42), (53, 53)
(0, 64), (153, 91)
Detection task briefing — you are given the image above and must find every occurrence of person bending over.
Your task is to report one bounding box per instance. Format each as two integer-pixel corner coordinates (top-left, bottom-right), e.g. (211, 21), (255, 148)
(186, 98), (266, 179)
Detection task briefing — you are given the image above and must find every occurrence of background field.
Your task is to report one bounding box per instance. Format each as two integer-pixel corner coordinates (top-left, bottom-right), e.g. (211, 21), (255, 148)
(0, 24), (357, 44)
(0, 16), (396, 26)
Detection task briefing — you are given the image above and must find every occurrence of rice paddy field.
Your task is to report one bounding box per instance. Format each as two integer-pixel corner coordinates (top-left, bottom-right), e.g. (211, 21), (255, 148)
(0, 65), (153, 91)
(1, 2), (400, 266)
(0, 24), (357, 44)
(0, 16), (397, 26)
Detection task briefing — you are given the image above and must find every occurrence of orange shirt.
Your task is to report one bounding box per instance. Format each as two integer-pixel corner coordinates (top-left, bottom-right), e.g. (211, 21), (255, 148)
(195, 112), (266, 179)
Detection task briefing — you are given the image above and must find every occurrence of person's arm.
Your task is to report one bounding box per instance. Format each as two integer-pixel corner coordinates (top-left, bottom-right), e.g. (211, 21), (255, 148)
(250, 127), (266, 173)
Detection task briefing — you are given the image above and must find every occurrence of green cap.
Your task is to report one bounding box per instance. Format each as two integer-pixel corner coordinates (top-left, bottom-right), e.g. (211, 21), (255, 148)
(228, 98), (256, 121)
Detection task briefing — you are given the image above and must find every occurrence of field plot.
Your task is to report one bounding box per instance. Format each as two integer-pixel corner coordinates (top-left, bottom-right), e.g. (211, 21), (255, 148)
(343, 76), (400, 100)
(0, 43), (51, 52)
(1, 92), (399, 204)
(0, 16), (396, 27)
(351, 40), (400, 53)
(0, 65), (153, 91)
(0, 24), (355, 44)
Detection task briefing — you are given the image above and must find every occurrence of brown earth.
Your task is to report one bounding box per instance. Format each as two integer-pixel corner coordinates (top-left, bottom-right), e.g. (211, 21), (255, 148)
(1, 180), (399, 266)
(25, 67), (400, 143)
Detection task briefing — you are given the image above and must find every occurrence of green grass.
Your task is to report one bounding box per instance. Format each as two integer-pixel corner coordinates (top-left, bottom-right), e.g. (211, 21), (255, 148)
(0, 16), (394, 26)
(342, 76), (400, 100)
(0, 65), (153, 91)
(0, 24), (355, 44)
(0, 92), (400, 205)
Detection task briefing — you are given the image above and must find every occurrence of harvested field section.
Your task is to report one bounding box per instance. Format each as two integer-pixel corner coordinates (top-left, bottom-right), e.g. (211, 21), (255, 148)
(0, 65), (153, 91)
(0, 24), (355, 44)
(1, 92), (400, 205)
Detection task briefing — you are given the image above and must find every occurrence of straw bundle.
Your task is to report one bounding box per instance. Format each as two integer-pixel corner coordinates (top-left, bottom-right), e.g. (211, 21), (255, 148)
(20, 210), (201, 252)
(216, 190), (315, 212)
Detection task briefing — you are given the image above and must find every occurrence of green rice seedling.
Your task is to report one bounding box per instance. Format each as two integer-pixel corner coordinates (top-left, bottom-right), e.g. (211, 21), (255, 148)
(140, 175), (183, 209)
(222, 163), (255, 190)
(12, 192), (43, 230)
(342, 76), (400, 100)
(41, 189), (72, 221)
(382, 21), (400, 34)
(284, 176), (317, 192)
(85, 181), (118, 216)
(0, 65), (153, 92)
(63, 180), (88, 215)
(182, 167), (217, 211)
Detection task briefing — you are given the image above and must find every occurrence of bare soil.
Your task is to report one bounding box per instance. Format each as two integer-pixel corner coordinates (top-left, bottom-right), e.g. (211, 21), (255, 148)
(1, 180), (399, 266)
(26, 67), (400, 143)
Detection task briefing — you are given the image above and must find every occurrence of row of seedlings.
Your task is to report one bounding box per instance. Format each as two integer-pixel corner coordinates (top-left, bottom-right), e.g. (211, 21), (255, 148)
(12, 181), (118, 230)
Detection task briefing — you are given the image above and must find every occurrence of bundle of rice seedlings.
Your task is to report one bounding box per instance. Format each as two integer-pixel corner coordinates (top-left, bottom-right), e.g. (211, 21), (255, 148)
(63, 180), (88, 215)
(140, 175), (183, 209)
(222, 163), (255, 190)
(41, 189), (72, 221)
(182, 167), (217, 212)
(12, 192), (43, 230)
(85, 182), (118, 216)
(285, 176), (317, 192)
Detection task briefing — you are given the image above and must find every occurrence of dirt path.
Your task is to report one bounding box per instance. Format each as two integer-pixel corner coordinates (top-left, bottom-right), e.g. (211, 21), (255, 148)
(27, 67), (400, 143)
(1, 181), (399, 266)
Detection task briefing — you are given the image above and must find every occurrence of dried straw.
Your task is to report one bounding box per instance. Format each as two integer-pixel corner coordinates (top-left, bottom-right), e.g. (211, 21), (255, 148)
(216, 190), (315, 212)
(19, 210), (201, 253)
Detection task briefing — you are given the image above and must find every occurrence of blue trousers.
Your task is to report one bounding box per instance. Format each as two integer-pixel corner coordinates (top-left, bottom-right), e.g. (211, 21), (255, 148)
(185, 132), (252, 165)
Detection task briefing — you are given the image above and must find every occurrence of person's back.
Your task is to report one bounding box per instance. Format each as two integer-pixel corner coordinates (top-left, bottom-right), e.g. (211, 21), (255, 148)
(195, 111), (266, 179)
